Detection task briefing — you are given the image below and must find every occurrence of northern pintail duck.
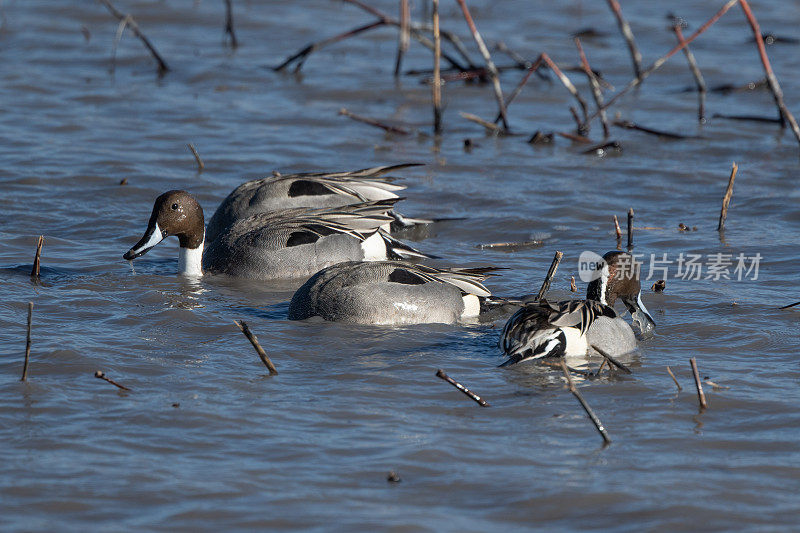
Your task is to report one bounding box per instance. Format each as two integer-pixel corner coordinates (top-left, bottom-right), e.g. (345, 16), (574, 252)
(205, 164), (430, 244)
(122, 190), (429, 279)
(500, 251), (655, 366)
(288, 260), (498, 325)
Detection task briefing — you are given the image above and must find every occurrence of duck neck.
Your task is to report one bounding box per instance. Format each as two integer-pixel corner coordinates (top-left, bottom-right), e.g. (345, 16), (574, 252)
(178, 238), (204, 277)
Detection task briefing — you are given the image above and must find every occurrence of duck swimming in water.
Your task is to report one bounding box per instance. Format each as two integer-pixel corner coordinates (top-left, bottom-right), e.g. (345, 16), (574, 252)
(499, 251), (655, 367)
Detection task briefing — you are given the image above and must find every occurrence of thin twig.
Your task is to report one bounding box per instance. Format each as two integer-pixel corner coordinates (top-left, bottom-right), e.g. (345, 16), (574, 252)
(738, 0), (800, 146)
(613, 215), (623, 241)
(435, 368), (489, 406)
(339, 108), (411, 135)
(666, 365), (683, 391)
(613, 119), (698, 139)
(537, 251), (563, 301)
(779, 301), (800, 309)
(274, 19), (386, 72)
(394, 0), (409, 76)
(20, 302), (33, 382)
(234, 320), (278, 375)
(606, 0), (642, 79)
(559, 359), (611, 444)
(717, 162), (738, 232)
(187, 143), (204, 171)
(31, 235), (44, 281)
(690, 357), (708, 409)
(94, 370), (131, 391)
(595, 0), (739, 118)
(455, 0), (509, 130)
(460, 111), (502, 134)
(224, 0), (238, 49)
(590, 344), (632, 374)
(98, 0), (170, 74)
(673, 22), (706, 123)
(575, 37), (609, 138)
(627, 208), (634, 251)
(432, 0), (442, 134)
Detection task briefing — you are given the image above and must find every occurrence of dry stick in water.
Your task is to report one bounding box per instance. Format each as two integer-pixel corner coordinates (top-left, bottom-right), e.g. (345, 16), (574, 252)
(537, 251), (564, 301)
(234, 320), (278, 375)
(627, 208), (634, 251)
(435, 369), (489, 406)
(498, 53), (589, 129)
(94, 371), (131, 391)
(455, 0), (509, 131)
(666, 365), (683, 391)
(738, 0), (800, 146)
(224, 0), (238, 49)
(20, 302), (33, 382)
(779, 301), (800, 309)
(339, 108), (410, 135)
(394, 0), (409, 76)
(31, 235), (44, 281)
(559, 359), (612, 445)
(613, 215), (623, 241)
(690, 357), (708, 409)
(460, 112), (502, 134)
(432, 0), (442, 134)
(274, 19), (387, 72)
(673, 22), (706, 123)
(606, 0), (643, 79)
(98, 0), (170, 74)
(717, 162), (738, 231)
(590, 344), (632, 374)
(594, 0), (740, 119)
(341, 0), (468, 71)
(187, 143), (204, 171)
(575, 37), (609, 139)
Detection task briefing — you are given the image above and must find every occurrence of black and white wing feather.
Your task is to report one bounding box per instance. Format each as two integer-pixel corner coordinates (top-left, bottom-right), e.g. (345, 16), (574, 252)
(499, 299), (616, 367)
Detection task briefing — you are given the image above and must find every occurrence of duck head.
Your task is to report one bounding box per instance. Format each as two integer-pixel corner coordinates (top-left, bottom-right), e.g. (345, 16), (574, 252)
(123, 190), (204, 260)
(586, 250), (656, 336)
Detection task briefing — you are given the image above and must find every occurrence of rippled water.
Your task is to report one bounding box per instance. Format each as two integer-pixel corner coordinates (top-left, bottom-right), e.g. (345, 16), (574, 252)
(2, 1), (800, 530)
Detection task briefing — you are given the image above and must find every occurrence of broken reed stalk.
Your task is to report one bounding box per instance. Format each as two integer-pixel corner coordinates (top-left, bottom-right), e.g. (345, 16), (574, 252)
(738, 0), (800, 145)
(595, 0), (739, 118)
(460, 112), (502, 133)
(537, 251), (564, 301)
(673, 22), (706, 123)
(224, 0), (238, 49)
(20, 302), (33, 382)
(94, 370), (131, 391)
(435, 368), (489, 406)
(575, 37), (609, 139)
(689, 357), (708, 409)
(234, 320), (278, 375)
(613, 215), (623, 241)
(274, 19), (386, 72)
(590, 344), (632, 374)
(98, 0), (170, 74)
(717, 162), (738, 232)
(31, 235), (44, 281)
(606, 0), (643, 79)
(394, 0), (409, 76)
(559, 359), (611, 445)
(341, 0), (468, 71)
(779, 301), (800, 309)
(627, 208), (634, 251)
(454, 0), (509, 131)
(432, 0), (442, 134)
(499, 53), (589, 129)
(187, 143), (204, 171)
(339, 108), (410, 135)
(666, 365), (683, 391)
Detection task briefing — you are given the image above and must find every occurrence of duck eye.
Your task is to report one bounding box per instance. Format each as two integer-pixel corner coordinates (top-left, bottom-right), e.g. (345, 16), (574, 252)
(171, 203), (179, 210)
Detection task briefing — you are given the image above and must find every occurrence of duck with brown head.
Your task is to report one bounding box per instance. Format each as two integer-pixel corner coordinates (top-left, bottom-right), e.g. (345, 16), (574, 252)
(499, 251), (655, 367)
(123, 190), (431, 280)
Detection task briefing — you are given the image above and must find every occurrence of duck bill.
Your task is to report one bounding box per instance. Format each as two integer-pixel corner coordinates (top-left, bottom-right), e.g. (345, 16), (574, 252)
(123, 221), (166, 260)
(622, 292), (656, 338)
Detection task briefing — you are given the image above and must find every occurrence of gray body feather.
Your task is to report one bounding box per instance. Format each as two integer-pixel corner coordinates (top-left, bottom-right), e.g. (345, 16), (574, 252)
(289, 261), (494, 325)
